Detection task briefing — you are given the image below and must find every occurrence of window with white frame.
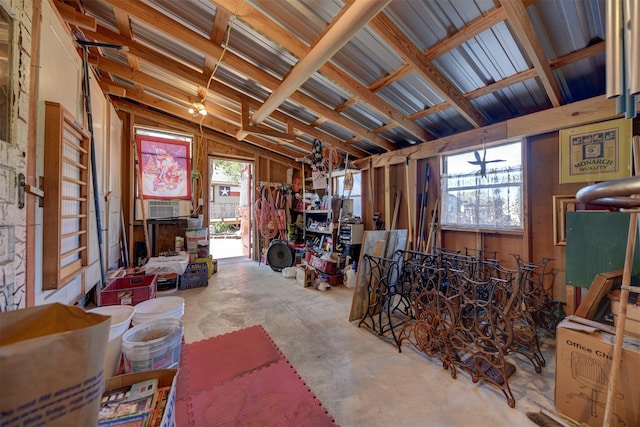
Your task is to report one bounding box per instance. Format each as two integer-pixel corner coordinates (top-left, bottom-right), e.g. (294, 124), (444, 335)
(441, 141), (523, 230)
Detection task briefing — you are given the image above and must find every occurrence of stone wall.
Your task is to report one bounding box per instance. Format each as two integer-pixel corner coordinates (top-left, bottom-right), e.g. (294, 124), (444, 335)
(0, 0), (33, 311)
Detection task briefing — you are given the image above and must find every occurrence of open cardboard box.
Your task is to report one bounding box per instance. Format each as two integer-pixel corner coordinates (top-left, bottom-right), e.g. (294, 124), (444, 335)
(104, 368), (178, 427)
(555, 318), (640, 427)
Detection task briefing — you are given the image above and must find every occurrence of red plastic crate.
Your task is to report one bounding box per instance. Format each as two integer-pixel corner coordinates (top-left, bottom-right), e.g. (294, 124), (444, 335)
(310, 255), (338, 274)
(98, 275), (157, 306)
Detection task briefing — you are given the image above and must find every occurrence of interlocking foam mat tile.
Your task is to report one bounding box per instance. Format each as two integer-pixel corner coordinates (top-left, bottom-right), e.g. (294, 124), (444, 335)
(177, 325), (283, 397)
(174, 325), (339, 426)
(183, 359), (338, 427)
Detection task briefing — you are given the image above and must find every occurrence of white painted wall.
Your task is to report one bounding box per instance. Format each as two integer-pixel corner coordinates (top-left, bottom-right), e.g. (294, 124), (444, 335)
(33, 0), (121, 306)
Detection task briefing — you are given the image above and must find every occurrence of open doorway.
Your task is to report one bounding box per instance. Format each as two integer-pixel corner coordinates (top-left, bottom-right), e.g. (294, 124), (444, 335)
(208, 158), (253, 260)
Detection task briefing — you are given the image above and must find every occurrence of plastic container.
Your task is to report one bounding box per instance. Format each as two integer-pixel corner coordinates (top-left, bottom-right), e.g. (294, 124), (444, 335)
(98, 275), (157, 306)
(185, 228), (207, 251)
(132, 296), (185, 326)
(197, 240), (209, 258)
(121, 318), (184, 373)
(179, 262), (209, 290)
(88, 305), (135, 377)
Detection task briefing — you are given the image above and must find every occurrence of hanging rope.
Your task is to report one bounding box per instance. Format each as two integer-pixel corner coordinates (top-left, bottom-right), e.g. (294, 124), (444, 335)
(322, 146), (342, 172)
(254, 185), (288, 242)
(192, 1), (245, 214)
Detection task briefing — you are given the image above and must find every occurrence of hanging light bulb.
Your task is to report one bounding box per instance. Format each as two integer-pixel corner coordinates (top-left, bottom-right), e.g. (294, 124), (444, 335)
(188, 102), (207, 116)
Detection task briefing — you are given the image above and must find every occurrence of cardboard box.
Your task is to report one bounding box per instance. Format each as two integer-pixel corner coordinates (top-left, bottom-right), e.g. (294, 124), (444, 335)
(296, 265), (314, 288)
(608, 291), (640, 337)
(555, 319), (640, 427)
(104, 369), (178, 427)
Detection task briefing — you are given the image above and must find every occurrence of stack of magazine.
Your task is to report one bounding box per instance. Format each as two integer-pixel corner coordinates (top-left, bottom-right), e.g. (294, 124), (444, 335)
(97, 378), (172, 427)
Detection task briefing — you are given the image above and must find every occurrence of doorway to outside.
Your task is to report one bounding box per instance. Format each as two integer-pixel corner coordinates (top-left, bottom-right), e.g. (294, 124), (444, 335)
(208, 158), (253, 260)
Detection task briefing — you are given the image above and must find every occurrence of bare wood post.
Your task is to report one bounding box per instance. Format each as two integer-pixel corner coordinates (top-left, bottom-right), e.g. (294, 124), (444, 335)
(133, 139), (151, 264)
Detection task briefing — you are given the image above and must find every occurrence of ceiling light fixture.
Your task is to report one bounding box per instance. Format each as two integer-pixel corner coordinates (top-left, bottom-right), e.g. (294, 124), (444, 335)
(188, 102), (207, 116)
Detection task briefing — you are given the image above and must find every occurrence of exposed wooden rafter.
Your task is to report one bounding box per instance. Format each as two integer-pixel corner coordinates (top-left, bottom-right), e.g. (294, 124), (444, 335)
(501, 0), (563, 107)
(54, 0), (611, 165)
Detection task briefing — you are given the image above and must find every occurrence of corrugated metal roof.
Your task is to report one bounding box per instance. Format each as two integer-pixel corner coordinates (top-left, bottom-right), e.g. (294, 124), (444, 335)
(143, 0), (218, 38)
(68, 0), (612, 161)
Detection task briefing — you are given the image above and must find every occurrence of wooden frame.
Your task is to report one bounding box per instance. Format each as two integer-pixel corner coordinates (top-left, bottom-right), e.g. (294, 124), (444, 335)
(135, 134), (191, 200)
(559, 118), (632, 183)
(552, 195), (577, 246)
(43, 102), (90, 289)
(0, 7), (12, 143)
(552, 195), (618, 246)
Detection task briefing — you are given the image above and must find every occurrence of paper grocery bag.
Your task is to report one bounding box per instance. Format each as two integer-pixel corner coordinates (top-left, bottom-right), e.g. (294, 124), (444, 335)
(0, 303), (110, 426)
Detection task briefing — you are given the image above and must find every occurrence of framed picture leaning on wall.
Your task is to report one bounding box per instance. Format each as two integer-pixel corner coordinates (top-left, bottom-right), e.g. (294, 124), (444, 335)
(559, 118), (633, 184)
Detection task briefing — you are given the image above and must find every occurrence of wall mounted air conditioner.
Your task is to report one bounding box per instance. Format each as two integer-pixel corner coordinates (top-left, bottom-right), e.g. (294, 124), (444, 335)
(135, 199), (191, 220)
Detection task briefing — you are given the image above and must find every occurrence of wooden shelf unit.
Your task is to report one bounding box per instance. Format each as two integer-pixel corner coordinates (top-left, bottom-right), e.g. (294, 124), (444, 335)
(42, 102), (91, 290)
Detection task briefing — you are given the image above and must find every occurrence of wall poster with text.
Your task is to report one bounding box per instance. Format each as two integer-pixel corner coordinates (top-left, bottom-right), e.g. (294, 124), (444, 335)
(559, 118), (632, 184)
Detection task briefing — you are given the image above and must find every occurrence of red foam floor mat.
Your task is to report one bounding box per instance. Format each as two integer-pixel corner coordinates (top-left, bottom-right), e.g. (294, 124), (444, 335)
(177, 325), (282, 397)
(182, 360), (337, 427)
(175, 325), (338, 426)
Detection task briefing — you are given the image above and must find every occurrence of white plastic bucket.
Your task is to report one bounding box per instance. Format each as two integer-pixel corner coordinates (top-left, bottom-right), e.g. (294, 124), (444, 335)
(186, 228), (207, 251)
(121, 318), (184, 373)
(131, 296), (185, 326)
(88, 305), (135, 377)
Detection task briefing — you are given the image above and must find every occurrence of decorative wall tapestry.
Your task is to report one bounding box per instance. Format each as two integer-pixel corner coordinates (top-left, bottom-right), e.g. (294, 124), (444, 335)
(136, 135), (191, 199)
(559, 118), (632, 184)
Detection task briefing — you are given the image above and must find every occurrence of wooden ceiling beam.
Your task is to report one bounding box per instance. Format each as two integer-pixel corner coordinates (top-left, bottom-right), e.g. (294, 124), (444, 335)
(367, 63), (413, 93)
(97, 58), (314, 153)
(113, 9), (141, 74)
(104, 0), (224, 59)
(109, 93), (304, 161)
(78, 25), (368, 158)
(356, 95), (626, 168)
(370, 13), (488, 128)
(113, 99), (295, 166)
(54, 1), (96, 30)
(501, 0), (563, 107)
(99, 0), (394, 152)
(209, 0), (433, 144)
(550, 40), (605, 69)
(204, 8), (231, 77)
(426, 7), (508, 60)
(98, 78), (128, 97)
(95, 55), (367, 158)
(408, 39), (605, 121)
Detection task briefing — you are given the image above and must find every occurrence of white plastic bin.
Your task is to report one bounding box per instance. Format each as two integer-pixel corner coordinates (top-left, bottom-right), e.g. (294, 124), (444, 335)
(88, 305), (135, 377)
(121, 318), (184, 373)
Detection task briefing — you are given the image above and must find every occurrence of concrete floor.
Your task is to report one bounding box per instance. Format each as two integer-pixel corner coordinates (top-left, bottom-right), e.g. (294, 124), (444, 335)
(209, 236), (243, 260)
(178, 257), (561, 427)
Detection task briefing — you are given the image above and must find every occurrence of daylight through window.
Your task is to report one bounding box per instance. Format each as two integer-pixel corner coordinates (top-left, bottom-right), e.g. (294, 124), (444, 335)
(441, 141), (523, 230)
